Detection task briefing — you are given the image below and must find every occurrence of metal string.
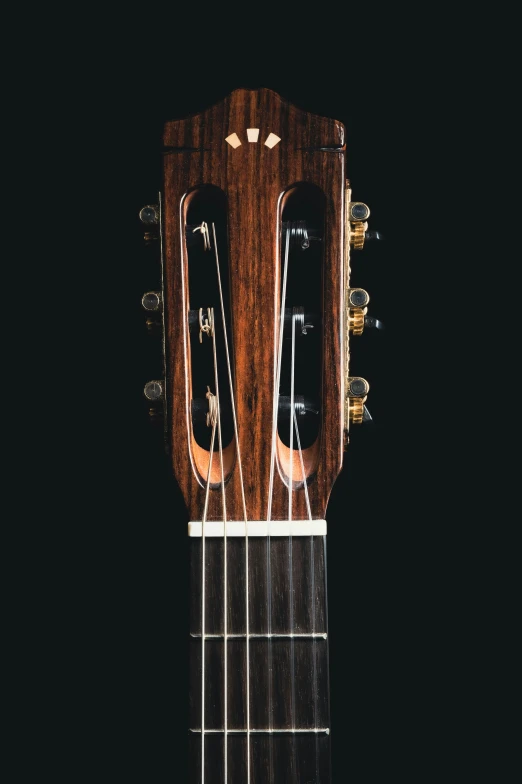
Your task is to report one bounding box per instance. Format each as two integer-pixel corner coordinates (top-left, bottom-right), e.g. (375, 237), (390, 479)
(210, 308), (228, 782)
(211, 223), (250, 782)
(201, 393), (217, 784)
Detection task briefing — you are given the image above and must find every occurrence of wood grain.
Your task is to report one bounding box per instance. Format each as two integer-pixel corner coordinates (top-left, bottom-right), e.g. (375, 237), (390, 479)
(188, 536), (331, 783)
(162, 88), (345, 783)
(162, 87), (346, 523)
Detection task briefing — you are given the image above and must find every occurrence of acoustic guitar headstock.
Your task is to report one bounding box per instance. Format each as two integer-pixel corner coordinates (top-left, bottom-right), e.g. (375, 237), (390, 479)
(140, 88), (382, 524)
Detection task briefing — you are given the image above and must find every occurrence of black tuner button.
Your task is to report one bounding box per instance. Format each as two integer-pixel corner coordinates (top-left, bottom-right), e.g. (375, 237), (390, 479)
(349, 202), (370, 221)
(348, 288), (370, 308)
(364, 230), (384, 241)
(139, 205), (159, 225)
(362, 405), (373, 423)
(141, 291), (163, 312)
(144, 380), (164, 401)
(347, 377), (370, 398)
(364, 315), (385, 330)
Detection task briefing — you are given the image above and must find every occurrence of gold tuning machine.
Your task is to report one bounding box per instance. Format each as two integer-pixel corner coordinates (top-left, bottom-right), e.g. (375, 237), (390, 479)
(345, 377), (370, 429)
(348, 202), (370, 250)
(139, 204), (160, 244)
(347, 288), (370, 336)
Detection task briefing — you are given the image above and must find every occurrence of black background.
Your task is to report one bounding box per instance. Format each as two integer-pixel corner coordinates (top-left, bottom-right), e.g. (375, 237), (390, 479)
(37, 28), (492, 783)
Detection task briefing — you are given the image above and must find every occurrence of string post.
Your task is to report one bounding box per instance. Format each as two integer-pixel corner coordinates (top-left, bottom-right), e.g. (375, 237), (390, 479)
(199, 307), (213, 343)
(193, 221), (211, 251)
(206, 386), (218, 428)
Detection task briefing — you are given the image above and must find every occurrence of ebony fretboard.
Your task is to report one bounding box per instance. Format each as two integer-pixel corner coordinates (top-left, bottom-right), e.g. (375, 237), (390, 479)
(188, 535), (330, 784)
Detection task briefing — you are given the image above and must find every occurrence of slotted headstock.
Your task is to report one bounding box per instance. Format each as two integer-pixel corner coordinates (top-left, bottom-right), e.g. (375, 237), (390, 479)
(143, 88), (374, 523)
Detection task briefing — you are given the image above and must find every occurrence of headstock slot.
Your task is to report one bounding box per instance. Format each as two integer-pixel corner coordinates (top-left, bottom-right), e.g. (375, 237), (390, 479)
(182, 185), (235, 485)
(276, 184), (324, 484)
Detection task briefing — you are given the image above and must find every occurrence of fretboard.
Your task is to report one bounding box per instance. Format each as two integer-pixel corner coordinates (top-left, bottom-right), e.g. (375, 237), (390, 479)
(188, 530), (331, 784)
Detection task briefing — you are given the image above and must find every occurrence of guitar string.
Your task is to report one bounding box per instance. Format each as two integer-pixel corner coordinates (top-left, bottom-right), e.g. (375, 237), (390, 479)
(211, 223), (250, 782)
(201, 397), (217, 784)
(266, 228), (291, 783)
(289, 311), (297, 777)
(292, 408), (318, 777)
(210, 308), (228, 782)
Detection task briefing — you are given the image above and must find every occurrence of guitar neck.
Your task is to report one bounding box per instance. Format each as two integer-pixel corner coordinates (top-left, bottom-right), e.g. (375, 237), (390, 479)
(188, 526), (331, 783)
(147, 87), (375, 781)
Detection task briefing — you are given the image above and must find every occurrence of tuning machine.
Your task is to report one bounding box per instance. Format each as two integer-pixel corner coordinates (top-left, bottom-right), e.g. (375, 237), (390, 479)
(139, 204), (160, 243)
(348, 202), (370, 250)
(144, 379), (164, 423)
(347, 289), (384, 335)
(345, 376), (371, 439)
(348, 201), (384, 250)
(142, 291), (163, 334)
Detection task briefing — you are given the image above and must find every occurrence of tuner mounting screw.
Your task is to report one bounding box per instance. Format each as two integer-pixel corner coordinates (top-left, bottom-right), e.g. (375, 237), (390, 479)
(144, 380), (164, 401)
(142, 291), (163, 312)
(349, 202), (370, 222)
(139, 205), (159, 225)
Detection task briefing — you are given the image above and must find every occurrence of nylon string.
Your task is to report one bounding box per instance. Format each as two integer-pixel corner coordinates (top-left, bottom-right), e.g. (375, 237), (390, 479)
(201, 406), (217, 784)
(266, 228), (291, 781)
(289, 311), (297, 773)
(210, 308), (228, 781)
(211, 223), (250, 783)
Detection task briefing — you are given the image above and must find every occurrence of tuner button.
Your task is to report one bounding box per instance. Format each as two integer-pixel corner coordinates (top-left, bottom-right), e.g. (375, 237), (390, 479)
(144, 380), (164, 401)
(142, 291), (163, 312)
(349, 202), (370, 222)
(347, 377), (370, 397)
(346, 378), (370, 426)
(348, 288), (370, 308)
(139, 205), (159, 225)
